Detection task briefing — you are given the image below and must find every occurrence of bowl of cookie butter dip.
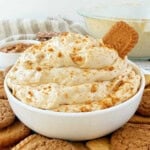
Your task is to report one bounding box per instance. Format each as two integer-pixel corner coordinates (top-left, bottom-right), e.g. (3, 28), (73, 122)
(4, 21), (145, 141)
(0, 40), (39, 68)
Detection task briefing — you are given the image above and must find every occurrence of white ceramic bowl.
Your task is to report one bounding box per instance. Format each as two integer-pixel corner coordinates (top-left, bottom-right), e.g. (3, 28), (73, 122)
(4, 62), (145, 141)
(0, 40), (39, 68)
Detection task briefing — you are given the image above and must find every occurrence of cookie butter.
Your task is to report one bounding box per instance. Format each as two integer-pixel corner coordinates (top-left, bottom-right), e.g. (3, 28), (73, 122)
(0, 43), (32, 53)
(6, 32), (141, 112)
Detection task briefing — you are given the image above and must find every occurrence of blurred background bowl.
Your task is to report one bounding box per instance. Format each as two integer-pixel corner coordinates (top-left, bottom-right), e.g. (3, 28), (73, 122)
(0, 40), (39, 68)
(78, 4), (150, 59)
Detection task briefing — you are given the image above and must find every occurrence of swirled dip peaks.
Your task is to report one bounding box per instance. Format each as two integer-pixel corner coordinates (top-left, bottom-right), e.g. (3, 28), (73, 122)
(6, 22), (141, 112)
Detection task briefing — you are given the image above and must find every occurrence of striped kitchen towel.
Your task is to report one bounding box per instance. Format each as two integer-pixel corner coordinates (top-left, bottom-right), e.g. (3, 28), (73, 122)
(0, 17), (87, 42)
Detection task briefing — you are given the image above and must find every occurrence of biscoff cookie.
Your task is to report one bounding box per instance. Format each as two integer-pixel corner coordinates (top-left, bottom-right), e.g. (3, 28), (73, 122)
(0, 79), (3, 86)
(0, 146), (12, 150)
(0, 70), (4, 85)
(12, 134), (80, 150)
(0, 99), (7, 101)
(137, 88), (150, 116)
(86, 137), (111, 150)
(4, 65), (13, 77)
(111, 123), (150, 150)
(102, 21), (138, 58)
(0, 70), (7, 99)
(0, 88), (7, 99)
(72, 143), (88, 150)
(145, 74), (150, 86)
(0, 70), (4, 77)
(129, 114), (150, 124)
(0, 99), (15, 129)
(0, 120), (31, 148)
(0, 83), (4, 89)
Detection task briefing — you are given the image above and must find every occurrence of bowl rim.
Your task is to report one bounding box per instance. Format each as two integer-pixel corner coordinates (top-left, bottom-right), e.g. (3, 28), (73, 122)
(4, 61), (145, 117)
(78, 12), (150, 22)
(77, 5), (150, 21)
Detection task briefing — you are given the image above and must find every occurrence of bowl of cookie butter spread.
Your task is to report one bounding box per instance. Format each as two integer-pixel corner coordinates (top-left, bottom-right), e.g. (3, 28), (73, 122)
(78, 3), (150, 59)
(4, 22), (145, 141)
(0, 40), (39, 68)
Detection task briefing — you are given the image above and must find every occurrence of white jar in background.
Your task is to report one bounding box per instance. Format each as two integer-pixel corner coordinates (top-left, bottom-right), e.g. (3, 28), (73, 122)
(78, 3), (150, 59)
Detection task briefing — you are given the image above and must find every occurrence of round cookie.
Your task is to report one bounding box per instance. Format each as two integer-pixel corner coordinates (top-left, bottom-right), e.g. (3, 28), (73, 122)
(72, 143), (88, 150)
(0, 98), (7, 101)
(0, 120), (31, 148)
(129, 114), (150, 124)
(4, 65), (13, 77)
(144, 74), (150, 86)
(0, 71), (4, 88)
(0, 70), (7, 99)
(0, 88), (7, 99)
(12, 134), (79, 150)
(111, 123), (150, 150)
(137, 88), (150, 116)
(0, 99), (15, 129)
(86, 137), (111, 150)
